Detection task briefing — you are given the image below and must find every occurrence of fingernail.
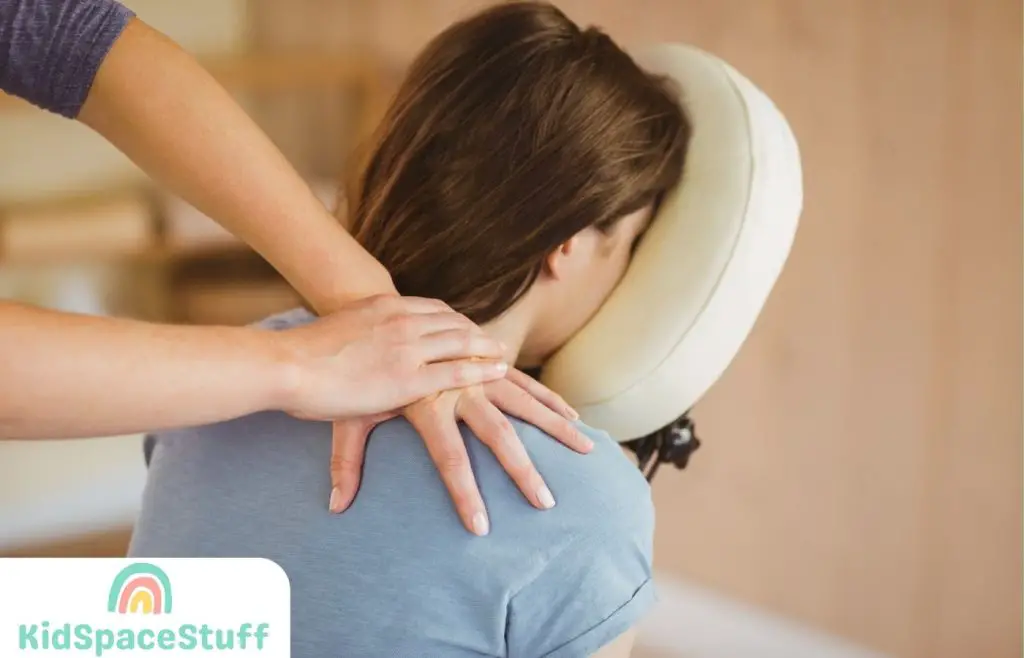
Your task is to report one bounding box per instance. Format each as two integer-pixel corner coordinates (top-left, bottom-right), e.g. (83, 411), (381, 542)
(495, 362), (508, 374)
(472, 511), (490, 536)
(565, 406), (580, 420)
(537, 486), (556, 509)
(579, 433), (594, 450)
(329, 488), (344, 513)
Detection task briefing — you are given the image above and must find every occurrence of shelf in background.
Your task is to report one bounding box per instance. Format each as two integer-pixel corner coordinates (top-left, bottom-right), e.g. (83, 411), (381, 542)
(0, 49), (371, 326)
(204, 50), (382, 92)
(0, 184), (325, 267)
(0, 188), (156, 265)
(0, 91), (31, 112)
(0, 51), (384, 114)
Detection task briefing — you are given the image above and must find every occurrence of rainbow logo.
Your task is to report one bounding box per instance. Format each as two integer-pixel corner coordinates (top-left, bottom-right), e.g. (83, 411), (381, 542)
(107, 563), (173, 615)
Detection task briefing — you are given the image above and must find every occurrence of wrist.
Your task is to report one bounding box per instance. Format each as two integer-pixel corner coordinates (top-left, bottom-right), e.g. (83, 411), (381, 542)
(249, 327), (308, 414)
(307, 265), (397, 315)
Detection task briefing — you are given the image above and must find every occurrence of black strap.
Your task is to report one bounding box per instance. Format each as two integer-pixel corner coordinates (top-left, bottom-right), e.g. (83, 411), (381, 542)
(623, 413), (701, 481)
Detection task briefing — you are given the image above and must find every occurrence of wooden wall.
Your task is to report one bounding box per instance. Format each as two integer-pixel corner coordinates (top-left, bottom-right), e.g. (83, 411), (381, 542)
(248, 1), (1023, 656)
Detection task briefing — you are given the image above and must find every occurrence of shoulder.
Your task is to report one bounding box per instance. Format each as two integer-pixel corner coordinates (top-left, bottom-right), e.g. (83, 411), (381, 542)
(359, 416), (655, 575)
(502, 418), (654, 542)
(486, 420), (656, 657)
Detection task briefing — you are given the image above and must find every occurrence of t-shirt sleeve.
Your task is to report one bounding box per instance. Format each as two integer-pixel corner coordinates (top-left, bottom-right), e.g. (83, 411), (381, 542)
(505, 523), (657, 658)
(0, 0), (135, 117)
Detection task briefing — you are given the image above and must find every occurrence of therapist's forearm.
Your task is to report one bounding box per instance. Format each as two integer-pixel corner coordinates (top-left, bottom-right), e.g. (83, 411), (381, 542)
(77, 18), (395, 313)
(0, 302), (292, 440)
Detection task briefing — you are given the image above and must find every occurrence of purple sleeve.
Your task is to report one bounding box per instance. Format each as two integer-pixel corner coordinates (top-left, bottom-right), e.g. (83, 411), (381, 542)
(0, 0), (135, 118)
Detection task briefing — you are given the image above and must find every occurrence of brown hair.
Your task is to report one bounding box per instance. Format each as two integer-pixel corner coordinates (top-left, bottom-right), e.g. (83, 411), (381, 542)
(346, 1), (690, 324)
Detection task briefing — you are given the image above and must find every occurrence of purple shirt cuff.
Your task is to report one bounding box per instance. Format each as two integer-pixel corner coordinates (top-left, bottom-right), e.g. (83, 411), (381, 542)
(0, 0), (135, 117)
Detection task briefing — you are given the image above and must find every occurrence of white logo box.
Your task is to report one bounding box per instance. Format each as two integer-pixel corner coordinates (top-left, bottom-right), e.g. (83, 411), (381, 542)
(0, 558), (290, 657)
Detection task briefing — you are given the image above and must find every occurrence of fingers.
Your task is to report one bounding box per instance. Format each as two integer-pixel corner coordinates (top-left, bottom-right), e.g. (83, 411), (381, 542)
(415, 329), (506, 363)
(457, 389), (557, 512)
(405, 397), (490, 536)
(328, 412), (399, 512)
(402, 360), (508, 404)
(329, 420), (370, 513)
(372, 298), (510, 366)
(485, 379), (593, 454)
(504, 367), (579, 420)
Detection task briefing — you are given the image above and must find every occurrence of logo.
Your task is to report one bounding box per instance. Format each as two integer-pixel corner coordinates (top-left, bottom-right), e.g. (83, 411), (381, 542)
(108, 563), (172, 615)
(0, 558), (290, 656)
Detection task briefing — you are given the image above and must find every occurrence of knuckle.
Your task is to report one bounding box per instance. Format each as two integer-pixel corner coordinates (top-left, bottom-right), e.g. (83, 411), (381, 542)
(451, 363), (470, 387)
(414, 296), (451, 313)
(371, 294), (400, 312)
(512, 463), (541, 485)
(496, 381), (530, 405)
(436, 449), (469, 474)
(386, 315), (418, 341)
(411, 392), (448, 417)
(502, 449), (535, 480)
(495, 414), (515, 437)
(457, 386), (491, 413)
(329, 453), (359, 473)
(370, 319), (392, 341)
(510, 382), (533, 402)
(426, 393), (449, 412)
(392, 345), (420, 371)
(562, 422), (580, 442)
(478, 376), (506, 395)
(482, 416), (515, 447)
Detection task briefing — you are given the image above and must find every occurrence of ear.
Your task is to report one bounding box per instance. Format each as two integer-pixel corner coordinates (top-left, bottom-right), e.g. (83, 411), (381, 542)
(542, 235), (580, 281)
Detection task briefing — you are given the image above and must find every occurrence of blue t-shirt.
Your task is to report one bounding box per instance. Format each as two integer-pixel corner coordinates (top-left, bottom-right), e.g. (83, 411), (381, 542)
(130, 311), (656, 658)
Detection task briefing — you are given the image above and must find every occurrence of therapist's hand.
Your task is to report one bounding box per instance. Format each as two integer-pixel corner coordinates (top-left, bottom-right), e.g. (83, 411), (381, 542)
(277, 295), (508, 420)
(328, 368), (593, 536)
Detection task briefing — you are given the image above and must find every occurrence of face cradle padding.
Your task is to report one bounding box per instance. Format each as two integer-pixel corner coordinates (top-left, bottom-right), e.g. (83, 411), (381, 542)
(540, 44), (804, 443)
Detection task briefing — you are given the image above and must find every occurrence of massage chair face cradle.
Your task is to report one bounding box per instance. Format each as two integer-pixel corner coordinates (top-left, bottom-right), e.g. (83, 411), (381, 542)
(537, 44), (803, 481)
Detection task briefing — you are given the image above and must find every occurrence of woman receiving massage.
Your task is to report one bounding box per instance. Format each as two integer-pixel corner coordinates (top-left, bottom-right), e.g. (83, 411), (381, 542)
(132, 2), (690, 656)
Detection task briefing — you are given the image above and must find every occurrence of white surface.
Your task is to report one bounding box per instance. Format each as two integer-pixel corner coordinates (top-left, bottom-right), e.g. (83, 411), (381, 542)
(638, 575), (890, 658)
(0, 558), (291, 655)
(542, 44), (803, 442)
(0, 436), (147, 551)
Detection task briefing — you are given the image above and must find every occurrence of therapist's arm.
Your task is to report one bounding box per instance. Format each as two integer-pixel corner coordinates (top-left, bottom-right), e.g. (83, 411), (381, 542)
(0, 297), (507, 440)
(0, 0), (390, 308)
(77, 17), (393, 310)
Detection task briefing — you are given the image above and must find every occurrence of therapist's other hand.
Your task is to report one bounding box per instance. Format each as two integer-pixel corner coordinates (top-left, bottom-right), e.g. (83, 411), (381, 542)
(277, 295), (507, 420)
(328, 368), (593, 536)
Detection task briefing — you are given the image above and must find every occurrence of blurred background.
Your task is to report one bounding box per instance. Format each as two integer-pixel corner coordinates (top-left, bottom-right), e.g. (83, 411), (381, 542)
(0, 1), (1020, 657)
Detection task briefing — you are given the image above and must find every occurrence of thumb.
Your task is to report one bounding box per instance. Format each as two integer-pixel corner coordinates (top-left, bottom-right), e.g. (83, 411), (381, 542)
(328, 413), (396, 513)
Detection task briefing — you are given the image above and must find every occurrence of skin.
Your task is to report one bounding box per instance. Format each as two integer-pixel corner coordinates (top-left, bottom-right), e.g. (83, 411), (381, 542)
(507, 206), (654, 366)
(0, 296), (508, 440)
(332, 206), (654, 541)
(592, 629), (637, 658)
(1, 15), (589, 534)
